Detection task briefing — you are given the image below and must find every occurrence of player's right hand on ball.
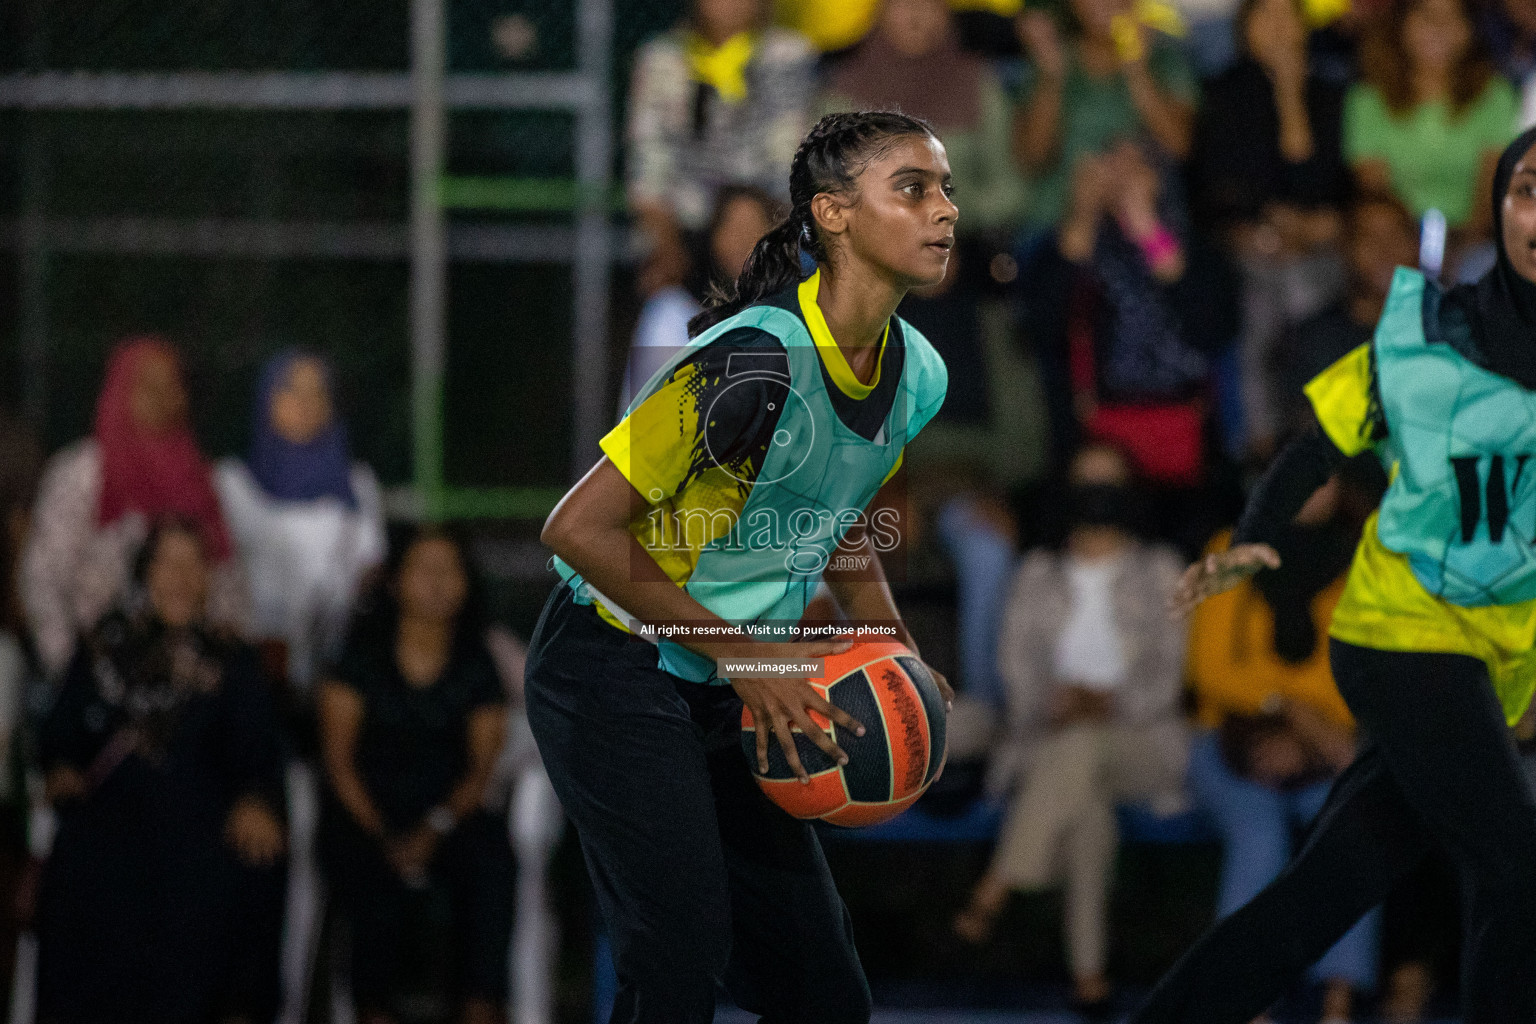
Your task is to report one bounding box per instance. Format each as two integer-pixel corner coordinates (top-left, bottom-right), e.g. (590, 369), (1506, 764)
(1170, 543), (1282, 618)
(728, 640), (866, 784)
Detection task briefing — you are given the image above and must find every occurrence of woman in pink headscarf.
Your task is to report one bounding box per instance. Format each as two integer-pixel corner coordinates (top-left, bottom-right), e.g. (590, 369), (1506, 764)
(22, 336), (248, 678)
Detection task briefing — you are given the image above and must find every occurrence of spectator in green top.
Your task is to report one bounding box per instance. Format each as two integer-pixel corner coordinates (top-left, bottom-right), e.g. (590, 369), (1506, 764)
(1011, 0), (1199, 232)
(1344, 0), (1517, 275)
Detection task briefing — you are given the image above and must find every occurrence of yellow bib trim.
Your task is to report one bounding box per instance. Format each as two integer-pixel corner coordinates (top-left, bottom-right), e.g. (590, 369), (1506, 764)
(797, 269), (888, 400)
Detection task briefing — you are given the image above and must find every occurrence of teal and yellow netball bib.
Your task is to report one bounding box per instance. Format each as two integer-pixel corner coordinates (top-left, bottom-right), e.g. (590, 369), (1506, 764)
(555, 283), (949, 682)
(1372, 268), (1536, 606)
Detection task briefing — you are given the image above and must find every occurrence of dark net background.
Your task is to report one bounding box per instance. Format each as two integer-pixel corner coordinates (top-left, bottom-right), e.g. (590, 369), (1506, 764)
(0, 0), (683, 489)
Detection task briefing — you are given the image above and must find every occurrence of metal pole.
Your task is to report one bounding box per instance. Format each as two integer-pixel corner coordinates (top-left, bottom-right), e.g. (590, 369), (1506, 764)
(18, 133), (48, 427)
(409, 0), (448, 515)
(18, 9), (49, 428)
(570, 0), (614, 479)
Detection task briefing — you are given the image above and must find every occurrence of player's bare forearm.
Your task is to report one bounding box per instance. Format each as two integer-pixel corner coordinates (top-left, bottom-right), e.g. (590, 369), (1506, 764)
(542, 457), (760, 660)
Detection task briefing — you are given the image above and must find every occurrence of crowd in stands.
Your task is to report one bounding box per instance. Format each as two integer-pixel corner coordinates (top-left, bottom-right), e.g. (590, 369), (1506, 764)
(618, 0), (1536, 1017)
(0, 341), (563, 1024)
(4, 0), (1536, 1018)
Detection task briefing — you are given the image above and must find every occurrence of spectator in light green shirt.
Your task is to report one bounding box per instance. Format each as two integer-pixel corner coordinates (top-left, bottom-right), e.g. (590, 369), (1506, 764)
(1011, 0), (1200, 231)
(1344, 0), (1516, 242)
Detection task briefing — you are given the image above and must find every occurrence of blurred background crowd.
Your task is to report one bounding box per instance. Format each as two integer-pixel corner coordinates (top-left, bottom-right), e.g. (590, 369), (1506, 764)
(5, 0), (1536, 1020)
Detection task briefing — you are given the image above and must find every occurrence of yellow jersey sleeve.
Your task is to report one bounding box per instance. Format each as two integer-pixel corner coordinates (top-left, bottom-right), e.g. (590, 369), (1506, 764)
(599, 361), (704, 503)
(1303, 344), (1378, 457)
(600, 337), (788, 504)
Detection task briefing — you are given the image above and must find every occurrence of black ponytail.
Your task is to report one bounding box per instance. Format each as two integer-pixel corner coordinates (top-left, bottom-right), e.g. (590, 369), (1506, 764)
(687, 109), (936, 337)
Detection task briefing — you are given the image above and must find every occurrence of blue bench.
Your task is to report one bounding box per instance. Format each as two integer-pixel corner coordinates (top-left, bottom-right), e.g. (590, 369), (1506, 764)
(815, 797), (1217, 847)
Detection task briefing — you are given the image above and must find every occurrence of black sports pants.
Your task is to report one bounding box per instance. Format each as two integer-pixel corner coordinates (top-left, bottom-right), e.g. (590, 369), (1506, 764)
(524, 586), (872, 1024)
(1133, 639), (1536, 1024)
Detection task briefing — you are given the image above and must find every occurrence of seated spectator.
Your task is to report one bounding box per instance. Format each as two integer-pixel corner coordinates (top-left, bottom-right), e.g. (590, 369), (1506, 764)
(1345, 0), (1517, 278)
(1011, 0), (1199, 234)
(821, 0), (1029, 238)
(1192, 0), (1353, 459)
(214, 349), (386, 1023)
(318, 527), (513, 1024)
(35, 518), (287, 1024)
(22, 337), (248, 680)
(1185, 476), (1377, 1023)
(217, 350), (385, 692)
(620, 185), (782, 411)
(953, 443), (1188, 1013)
(1022, 141), (1238, 549)
(626, 0), (814, 298)
(1271, 194), (1420, 435)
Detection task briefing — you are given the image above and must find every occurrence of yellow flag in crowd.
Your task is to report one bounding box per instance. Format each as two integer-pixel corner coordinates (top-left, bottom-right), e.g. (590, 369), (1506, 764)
(684, 30), (757, 104)
(776, 0), (1024, 53)
(1107, 0), (1187, 61)
(1301, 0), (1351, 27)
(769, 0), (1347, 58)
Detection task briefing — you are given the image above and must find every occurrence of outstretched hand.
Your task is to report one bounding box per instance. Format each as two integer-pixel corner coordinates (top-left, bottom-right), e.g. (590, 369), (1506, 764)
(1169, 543), (1281, 618)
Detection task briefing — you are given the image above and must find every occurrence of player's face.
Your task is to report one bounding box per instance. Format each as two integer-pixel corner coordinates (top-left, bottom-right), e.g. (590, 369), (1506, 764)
(840, 135), (958, 290)
(1501, 149), (1536, 287)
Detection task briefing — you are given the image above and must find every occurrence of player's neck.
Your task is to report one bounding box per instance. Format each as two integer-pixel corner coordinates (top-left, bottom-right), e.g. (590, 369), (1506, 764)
(815, 264), (903, 383)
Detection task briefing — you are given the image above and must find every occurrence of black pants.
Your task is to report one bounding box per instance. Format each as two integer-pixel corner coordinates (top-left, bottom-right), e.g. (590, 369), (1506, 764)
(524, 587), (871, 1024)
(1133, 639), (1536, 1024)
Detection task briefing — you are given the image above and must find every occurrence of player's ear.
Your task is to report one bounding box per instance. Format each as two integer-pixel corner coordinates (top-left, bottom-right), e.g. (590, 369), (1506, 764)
(810, 192), (849, 239)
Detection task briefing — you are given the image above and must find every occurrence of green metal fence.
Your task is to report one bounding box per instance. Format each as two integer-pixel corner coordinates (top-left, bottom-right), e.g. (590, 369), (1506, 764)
(0, 0), (688, 519)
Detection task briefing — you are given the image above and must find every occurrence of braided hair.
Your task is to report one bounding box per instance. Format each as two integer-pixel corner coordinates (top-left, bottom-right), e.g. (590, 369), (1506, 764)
(687, 110), (937, 337)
